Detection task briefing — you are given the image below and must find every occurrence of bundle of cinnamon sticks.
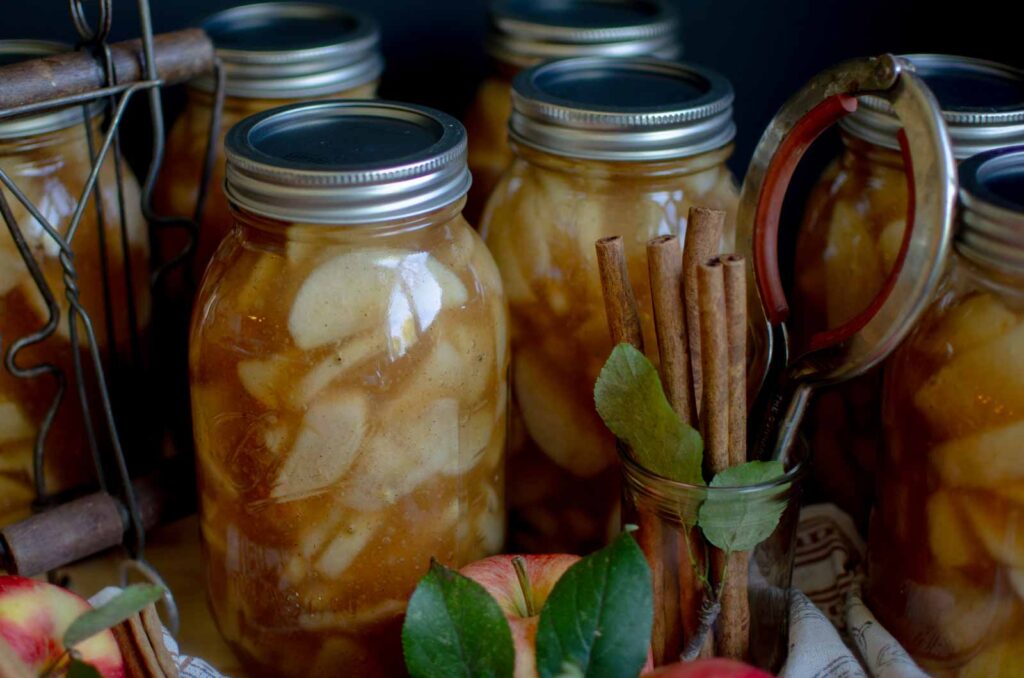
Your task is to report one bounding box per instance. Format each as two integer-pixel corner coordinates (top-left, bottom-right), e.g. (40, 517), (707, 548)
(596, 206), (750, 664)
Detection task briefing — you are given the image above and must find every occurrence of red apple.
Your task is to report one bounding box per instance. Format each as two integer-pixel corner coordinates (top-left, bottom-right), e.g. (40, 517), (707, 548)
(643, 658), (773, 678)
(461, 554), (654, 678)
(0, 576), (125, 678)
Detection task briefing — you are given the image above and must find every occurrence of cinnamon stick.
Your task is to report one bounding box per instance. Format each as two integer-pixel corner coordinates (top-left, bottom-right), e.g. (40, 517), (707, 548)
(700, 255), (752, 661)
(597, 236), (644, 351)
(645, 235), (691, 663)
(699, 257), (749, 660)
(697, 260), (729, 475)
(683, 207), (726, 415)
(723, 254), (751, 661)
(722, 255), (748, 468)
(647, 235), (696, 425)
(598, 236), (668, 662)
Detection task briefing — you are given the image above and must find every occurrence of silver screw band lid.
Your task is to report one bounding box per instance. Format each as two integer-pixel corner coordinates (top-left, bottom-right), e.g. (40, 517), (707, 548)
(0, 41), (102, 139)
(487, 0), (681, 68)
(957, 145), (1024, 276)
(224, 100), (471, 225)
(841, 54), (1024, 160)
(192, 3), (384, 99)
(510, 57), (735, 162)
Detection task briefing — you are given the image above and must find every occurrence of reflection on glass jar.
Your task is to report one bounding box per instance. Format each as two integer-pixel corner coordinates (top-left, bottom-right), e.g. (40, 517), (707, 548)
(794, 55), (1024, 527)
(0, 41), (150, 525)
(621, 450), (804, 672)
(868, 147), (1024, 677)
(463, 0), (680, 225)
(155, 2), (383, 278)
(190, 101), (508, 677)
(481, 57), (738, 554)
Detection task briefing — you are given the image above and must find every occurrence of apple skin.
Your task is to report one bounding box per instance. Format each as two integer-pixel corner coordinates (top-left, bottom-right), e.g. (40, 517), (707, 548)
(462, 554), (579, 678)
(0, 576), (125, 678)
(642, 658), (773, 678)
(461, 554), (654, 678)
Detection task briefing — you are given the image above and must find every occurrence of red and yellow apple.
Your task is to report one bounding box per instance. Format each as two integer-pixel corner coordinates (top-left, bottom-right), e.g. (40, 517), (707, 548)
(461, 553), (654, 678)
(0, 576), (125, 678)
(462, 554), (579, 678)
(643, 658), (773, 678)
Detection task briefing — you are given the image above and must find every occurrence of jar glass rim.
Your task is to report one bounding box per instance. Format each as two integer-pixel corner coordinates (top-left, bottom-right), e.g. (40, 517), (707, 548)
(619, 442), (807, 496)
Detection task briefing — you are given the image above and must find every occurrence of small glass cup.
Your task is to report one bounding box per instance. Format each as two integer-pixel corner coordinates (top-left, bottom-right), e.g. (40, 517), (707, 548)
(620, 449), (805, 672)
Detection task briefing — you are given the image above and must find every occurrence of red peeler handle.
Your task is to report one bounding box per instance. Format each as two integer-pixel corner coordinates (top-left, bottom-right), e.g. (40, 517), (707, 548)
(752, 94), (858, 326)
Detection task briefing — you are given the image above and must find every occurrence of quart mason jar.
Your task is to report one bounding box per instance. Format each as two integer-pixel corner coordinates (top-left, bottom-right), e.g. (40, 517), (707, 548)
(793, 55), (1024, 526)
(0, 41), (150, 525)
(463, 0), (680, 225)
(191, 101), (508, 677)
(867, 146), (1024, 676)
(481, 57), (739, 553)
(155, 2), (382, 278)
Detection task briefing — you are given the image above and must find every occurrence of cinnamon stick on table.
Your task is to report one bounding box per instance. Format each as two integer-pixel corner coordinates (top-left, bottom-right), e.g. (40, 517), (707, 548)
(699, 256), (751, 662)
(683, 207), (726, 415)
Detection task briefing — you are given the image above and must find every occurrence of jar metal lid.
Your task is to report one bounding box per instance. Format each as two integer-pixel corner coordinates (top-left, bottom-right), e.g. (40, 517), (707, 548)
(510, 57), (735, 162)
(957, 145), (1024, 275)
(487, 0), (681, 68)
(0, 40), (102, 139)
(192, 2), (384, 99)
(842, 54), (1024, 160)
(224, 100), (471, 224)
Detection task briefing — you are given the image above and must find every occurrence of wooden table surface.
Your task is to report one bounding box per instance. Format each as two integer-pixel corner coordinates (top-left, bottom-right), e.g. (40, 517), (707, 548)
(64, 516), (245, 677)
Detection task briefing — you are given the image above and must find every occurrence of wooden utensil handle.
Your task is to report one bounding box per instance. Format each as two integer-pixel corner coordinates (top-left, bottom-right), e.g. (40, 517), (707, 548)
(0, 29), (215, 110)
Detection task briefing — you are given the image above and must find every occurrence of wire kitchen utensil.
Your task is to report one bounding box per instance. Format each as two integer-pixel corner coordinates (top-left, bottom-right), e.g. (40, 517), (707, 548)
(735, 54), (958, 464)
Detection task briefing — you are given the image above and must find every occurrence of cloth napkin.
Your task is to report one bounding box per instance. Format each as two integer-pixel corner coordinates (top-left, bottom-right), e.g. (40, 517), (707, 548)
(781, 504), (929, 678)
(91, 503), (927, 678)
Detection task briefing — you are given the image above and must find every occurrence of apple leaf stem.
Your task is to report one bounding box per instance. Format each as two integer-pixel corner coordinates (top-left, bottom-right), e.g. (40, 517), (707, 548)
(681, 597), (722, 661)
(511, 557), (536, 617)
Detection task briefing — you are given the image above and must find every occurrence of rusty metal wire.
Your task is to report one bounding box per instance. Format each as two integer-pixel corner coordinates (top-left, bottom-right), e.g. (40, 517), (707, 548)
(0, 0), (224, 633)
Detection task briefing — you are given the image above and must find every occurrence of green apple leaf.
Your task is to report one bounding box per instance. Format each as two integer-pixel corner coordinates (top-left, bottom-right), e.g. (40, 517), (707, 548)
(594, 343), (704, 485)
(534, 531), (653, 678)
(66, 658), (104, 678)
(698, 460), (789, 552)
(402, 559), (514, 678)
(63, 584), (165, 649)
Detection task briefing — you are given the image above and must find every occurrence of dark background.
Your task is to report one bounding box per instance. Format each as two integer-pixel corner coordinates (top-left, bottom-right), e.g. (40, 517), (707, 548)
(3, 0), (1022, 215)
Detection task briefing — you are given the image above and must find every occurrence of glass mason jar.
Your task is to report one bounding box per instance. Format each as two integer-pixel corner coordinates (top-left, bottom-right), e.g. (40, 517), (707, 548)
(155, 2), (383, 278)
(190, 101), (508, 677)
(463, 0), (681, 225)
(793, 55), (1024, 527)
(481, 57), (739, 554)
(0, 41), (150, 525)
(622, 451), (805, 671)
(868, 147), (1024, 677)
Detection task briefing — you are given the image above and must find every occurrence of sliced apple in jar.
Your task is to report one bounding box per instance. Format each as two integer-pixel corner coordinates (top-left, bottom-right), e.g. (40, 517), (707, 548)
(288, 248), (467, 352)
(933, 419), (1024, 488)
(341, 396), (460, 510)
(915, 322), (1024, 440)
(959, 491), (1024, 568)
(271, 390), (367, 500)
(918, 294), (1019, 361)
(514, 348), (614, 477)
